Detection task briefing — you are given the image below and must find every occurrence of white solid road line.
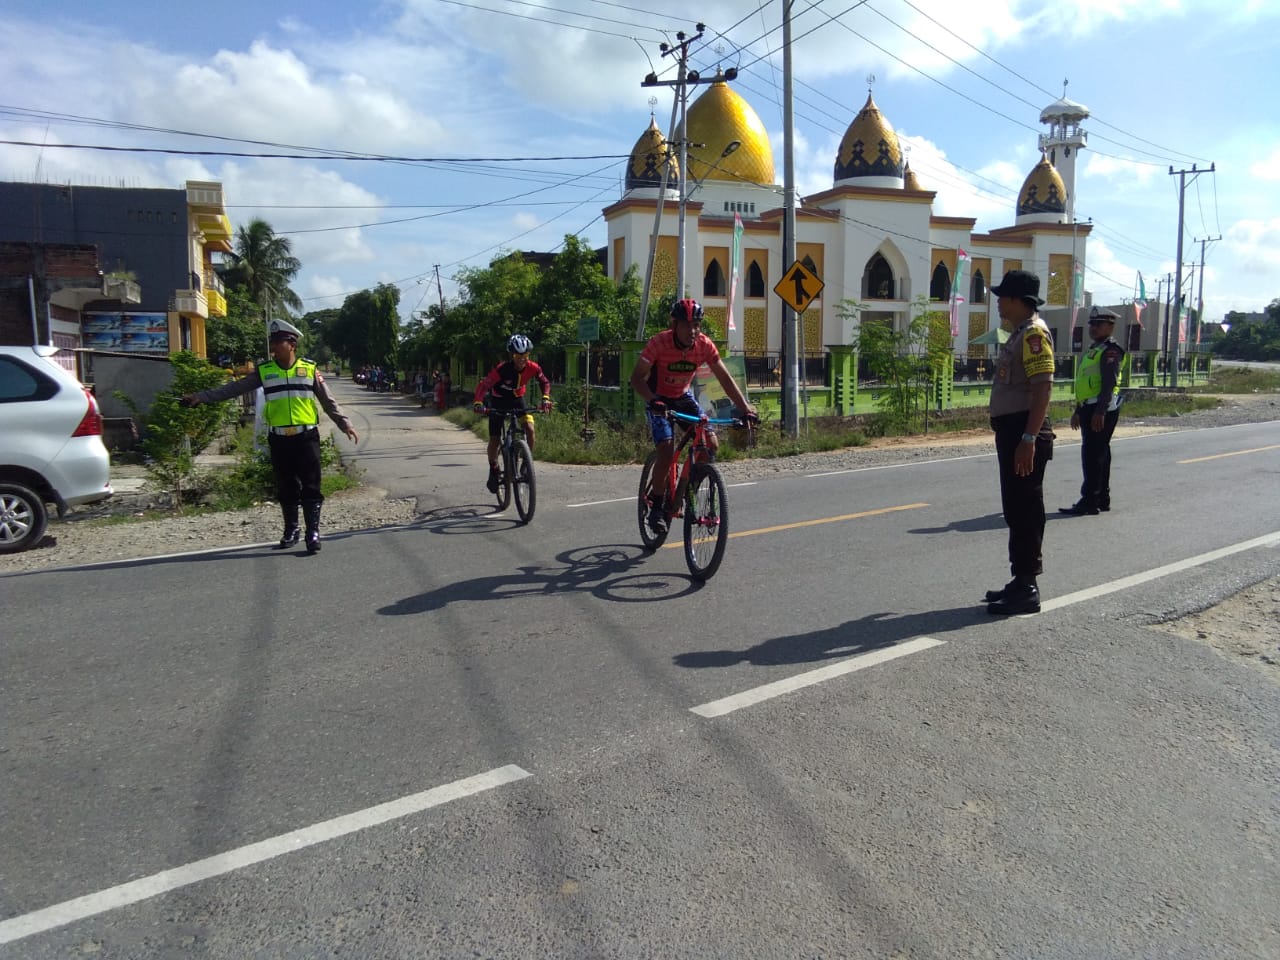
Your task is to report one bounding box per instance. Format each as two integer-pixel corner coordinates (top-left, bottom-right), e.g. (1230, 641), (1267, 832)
(0, 765), (531, 946)
(690, 637), (947, 718)
(1040, 530), (1280, 613)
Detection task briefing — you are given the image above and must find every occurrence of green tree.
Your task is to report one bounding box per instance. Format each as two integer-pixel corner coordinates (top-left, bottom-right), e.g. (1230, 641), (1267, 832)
(329, 283), (401, 370)
(114, 352), (235, 507)
(1214, 299), (1280, 360)
(225, 218), (303, 323)
(205, 286), (265, 368)
(842, 296), (953, 431)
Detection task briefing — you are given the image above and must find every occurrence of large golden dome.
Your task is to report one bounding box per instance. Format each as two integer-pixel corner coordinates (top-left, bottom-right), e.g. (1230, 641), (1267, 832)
(835, 93), (904, 182)
(1017, 153), (1068, 216)
(684, 73), (775, 185)
(626, 116), (678, 190)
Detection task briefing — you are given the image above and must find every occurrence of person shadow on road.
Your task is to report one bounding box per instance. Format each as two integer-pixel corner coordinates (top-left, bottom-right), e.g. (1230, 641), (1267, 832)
(674, 605), (982, 669)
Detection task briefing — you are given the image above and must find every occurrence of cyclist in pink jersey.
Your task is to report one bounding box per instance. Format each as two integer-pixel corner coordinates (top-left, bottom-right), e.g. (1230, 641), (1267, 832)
(630, 298), (756, 535)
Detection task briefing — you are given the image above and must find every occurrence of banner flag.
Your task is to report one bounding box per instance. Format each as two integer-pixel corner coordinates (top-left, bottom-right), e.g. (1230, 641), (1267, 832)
(949, 248), (969, 336)
(726, 213), (744, 332)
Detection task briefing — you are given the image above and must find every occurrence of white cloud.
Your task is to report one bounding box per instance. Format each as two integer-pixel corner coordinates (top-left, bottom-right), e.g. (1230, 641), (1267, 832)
(1249, 146), (1280, 183)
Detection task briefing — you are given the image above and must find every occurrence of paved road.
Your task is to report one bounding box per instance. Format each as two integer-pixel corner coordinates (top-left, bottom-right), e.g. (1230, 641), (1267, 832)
(3, 380), (1278, 958)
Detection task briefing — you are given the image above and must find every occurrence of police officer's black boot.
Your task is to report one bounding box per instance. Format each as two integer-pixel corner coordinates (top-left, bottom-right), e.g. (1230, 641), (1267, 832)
(277, 503), (300, 549)
(987, 576), (1040, 616)
(302, 500), (322, 554)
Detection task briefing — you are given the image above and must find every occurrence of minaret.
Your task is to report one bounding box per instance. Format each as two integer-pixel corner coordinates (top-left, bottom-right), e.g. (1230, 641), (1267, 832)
(1038, 81), (1089, 222)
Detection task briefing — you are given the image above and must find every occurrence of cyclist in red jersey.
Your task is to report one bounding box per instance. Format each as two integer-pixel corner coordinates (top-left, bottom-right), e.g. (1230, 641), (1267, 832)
(474, 333), (553, 493)
(630, 298), (757, 534)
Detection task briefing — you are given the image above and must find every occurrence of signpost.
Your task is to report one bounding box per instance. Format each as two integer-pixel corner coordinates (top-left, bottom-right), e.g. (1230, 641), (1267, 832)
(774, 261), (823, 430)
(578, 316), (599, 439)
(774, 259), (823, 314)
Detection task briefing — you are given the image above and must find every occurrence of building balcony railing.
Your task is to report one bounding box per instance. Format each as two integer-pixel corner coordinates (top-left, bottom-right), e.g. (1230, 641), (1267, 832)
(102, 276), (141, 304)
(206, 287), (227, 317)
(170, 289), (208, 319)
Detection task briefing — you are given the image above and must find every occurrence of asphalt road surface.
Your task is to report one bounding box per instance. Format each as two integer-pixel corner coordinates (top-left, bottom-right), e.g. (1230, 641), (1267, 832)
(3, 379), (1278, 959)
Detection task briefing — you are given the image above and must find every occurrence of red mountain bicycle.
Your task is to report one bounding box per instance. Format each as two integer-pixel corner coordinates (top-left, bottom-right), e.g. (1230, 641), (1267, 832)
(637, 408), (754, 581)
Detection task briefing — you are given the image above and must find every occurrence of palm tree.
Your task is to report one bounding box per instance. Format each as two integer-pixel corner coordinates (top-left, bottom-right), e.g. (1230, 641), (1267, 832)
(228, 218), (304, 323)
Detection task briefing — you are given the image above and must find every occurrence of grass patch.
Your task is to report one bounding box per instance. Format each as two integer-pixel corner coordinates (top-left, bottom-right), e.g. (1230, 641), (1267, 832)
(1190, 366), (1280, 395)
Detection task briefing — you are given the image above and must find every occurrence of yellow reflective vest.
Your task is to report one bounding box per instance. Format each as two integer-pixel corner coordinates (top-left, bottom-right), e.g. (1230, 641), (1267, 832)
(1074, 339), (1127, 411)
(259, 359), (319, 427)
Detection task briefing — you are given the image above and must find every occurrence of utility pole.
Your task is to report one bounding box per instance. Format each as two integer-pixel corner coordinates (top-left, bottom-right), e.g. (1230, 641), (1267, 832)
(1193, 234), (1220, 346)
(433, 264), (446, 316)
(780, 0), (800, 438)
(637, 24), (708, 336)
(1168, 163), (1214, 387)
(1161, 272), (1172, 387)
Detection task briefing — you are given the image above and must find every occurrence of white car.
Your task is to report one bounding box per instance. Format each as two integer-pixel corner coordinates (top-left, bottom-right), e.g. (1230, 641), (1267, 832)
(0, 345), (113, 553)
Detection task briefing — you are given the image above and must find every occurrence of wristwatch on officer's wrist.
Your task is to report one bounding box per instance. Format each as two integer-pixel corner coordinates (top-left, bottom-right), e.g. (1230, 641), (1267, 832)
(1020, 432), (1036, 444)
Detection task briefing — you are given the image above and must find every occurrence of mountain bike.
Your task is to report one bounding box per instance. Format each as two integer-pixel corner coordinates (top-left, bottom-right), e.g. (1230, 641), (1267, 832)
(637, 408), (754, 581)
(485, 407), (537, 524)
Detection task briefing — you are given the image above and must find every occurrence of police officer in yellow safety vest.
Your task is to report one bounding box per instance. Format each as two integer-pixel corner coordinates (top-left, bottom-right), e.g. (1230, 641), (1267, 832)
(1060, 305), (1126, 517)
(985, 270), (1056, 616)
(182, 318), (359, 554)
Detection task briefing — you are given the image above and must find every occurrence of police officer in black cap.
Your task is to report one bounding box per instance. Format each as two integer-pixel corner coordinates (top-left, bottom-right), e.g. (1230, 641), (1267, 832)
(1061, 305), (1125, 515)
(985, 270), (1056, 615)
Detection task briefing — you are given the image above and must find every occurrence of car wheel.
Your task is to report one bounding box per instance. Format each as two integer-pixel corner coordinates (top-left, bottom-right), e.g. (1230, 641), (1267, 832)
(0, 482), (49, 553)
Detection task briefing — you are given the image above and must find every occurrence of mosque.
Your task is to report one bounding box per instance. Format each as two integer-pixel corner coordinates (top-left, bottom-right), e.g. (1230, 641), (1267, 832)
(602, 73), (1095, 364)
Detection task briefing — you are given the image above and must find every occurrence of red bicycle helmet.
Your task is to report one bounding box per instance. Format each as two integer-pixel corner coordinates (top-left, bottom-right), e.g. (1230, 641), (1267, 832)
(670, 298), (704, 324)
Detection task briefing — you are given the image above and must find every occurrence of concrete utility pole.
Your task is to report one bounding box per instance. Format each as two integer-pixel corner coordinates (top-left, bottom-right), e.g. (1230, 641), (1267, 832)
(780, 0), (800, 438)
(1193, 234), (1220, 344)
(637, 24), (708, 337)
(433, 264), (446, 316)
(1168, 163), (1214, 387)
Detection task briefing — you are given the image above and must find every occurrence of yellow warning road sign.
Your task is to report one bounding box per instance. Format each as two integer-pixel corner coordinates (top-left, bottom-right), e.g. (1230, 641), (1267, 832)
(774, 260), (824, 313)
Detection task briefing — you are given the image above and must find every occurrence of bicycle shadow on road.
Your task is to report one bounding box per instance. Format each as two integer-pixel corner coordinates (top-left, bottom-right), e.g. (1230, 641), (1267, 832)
(674, 605), (983, 669)
(377, 543), (703, 615)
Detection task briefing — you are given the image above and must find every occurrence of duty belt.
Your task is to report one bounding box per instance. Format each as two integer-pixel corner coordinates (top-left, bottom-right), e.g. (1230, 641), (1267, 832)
(269, 425), (317, 437)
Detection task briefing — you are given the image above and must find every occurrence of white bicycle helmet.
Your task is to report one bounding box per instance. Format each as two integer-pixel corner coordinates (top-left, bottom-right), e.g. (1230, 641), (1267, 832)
(507, 333), (533, 354)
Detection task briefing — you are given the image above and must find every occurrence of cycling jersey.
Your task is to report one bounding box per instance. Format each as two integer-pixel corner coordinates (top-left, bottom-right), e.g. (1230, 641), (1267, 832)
(640, 329), (721, 400)
(475, 359), (550, 409)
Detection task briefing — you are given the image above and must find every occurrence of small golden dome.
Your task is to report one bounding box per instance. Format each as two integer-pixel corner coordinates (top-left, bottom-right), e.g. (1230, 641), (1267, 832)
(626, 116), (678, 190)
(1017, 153), (1068, 216)
(835, 93), (904, 182)
(903, 161), (922, 191)
(684, 74), (775, 185)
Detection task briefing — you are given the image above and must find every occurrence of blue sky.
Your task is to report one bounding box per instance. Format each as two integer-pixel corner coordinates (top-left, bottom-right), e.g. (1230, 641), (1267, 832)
(2, 0), (1277, 323)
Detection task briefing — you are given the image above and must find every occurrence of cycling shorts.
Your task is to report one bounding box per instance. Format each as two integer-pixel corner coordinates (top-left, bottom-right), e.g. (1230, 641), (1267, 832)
(488, 406), (533, 438)
(647, 392), (703, 445)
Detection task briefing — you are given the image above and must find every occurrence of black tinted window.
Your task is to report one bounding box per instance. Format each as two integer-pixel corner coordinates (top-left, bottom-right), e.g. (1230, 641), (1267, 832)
(0, 356), (58, 402)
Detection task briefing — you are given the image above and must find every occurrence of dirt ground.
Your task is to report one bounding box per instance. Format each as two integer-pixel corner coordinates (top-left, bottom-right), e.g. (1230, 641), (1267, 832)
(1151, 577), (1280, 684)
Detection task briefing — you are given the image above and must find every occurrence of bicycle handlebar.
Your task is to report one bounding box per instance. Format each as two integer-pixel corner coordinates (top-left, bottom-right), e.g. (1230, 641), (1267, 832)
(668, 409), (756, 427)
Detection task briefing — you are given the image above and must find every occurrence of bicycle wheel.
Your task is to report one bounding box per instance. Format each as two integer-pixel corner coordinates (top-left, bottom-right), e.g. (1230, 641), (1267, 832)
(511, 438), (536, 523)
(683, 463), (728, 581)
(495, 440), (513, 511)
(637, 451), (669, 550)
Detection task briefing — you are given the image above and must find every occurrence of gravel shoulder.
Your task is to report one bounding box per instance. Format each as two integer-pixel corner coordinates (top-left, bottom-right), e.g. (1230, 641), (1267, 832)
(4, 394), (1278, 676)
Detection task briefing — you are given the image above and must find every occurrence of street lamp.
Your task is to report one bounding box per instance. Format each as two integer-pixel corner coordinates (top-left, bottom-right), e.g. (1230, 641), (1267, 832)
(678, 139), (741, 297)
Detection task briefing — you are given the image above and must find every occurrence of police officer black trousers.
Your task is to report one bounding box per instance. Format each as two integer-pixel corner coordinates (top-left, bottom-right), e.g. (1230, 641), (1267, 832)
(1078, 407), (1119, 510)
(268, 429), (324, 553)
(992, 413), (1052, 582)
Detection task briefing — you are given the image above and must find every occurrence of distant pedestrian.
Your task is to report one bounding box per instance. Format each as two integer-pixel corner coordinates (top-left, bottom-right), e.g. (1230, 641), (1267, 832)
(435, 369), (450, 412)
(182, 318), (358, 554)
(985, 270), (1056, 615)
(1061, 305), (1126, 515)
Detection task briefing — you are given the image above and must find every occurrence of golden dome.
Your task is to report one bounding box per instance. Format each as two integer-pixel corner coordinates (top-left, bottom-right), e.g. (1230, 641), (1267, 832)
(903, 161), (922, 191)
(625, 116), (678, 191)
(1017, 153), (1068, 216)
(835, 93), (904, 182)
(684, 74), (775, 185)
